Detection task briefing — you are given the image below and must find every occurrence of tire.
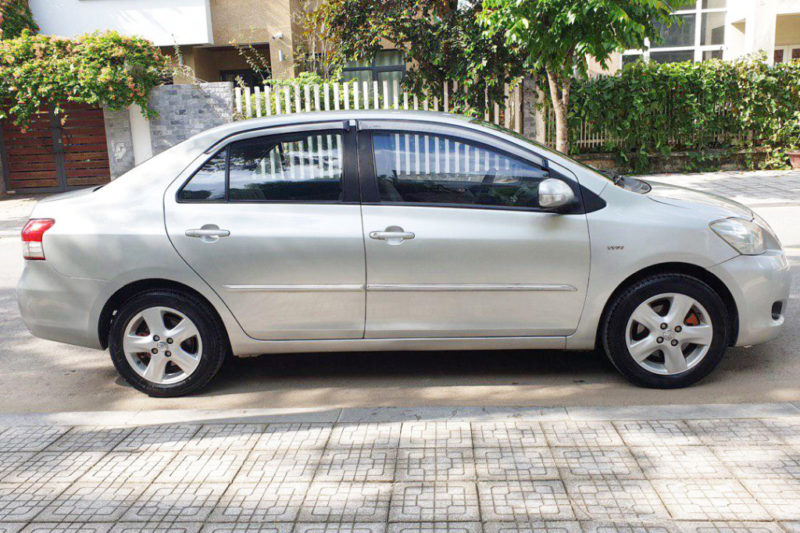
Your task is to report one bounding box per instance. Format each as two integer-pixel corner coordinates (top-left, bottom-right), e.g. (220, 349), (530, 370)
(109, 290), (227, 397)
(601, 274), (729, 389)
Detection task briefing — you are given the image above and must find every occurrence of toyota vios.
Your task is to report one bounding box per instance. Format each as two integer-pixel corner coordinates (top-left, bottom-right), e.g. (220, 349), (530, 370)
(17, 111), (790, 396)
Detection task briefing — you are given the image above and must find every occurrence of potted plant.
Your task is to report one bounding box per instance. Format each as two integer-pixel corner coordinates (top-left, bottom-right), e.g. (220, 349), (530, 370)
(788, 149), (800, 170)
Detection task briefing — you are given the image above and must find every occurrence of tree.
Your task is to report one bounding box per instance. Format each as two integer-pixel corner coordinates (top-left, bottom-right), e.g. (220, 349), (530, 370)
(317, 0), (524, 114)
(479, 0), (684, 153)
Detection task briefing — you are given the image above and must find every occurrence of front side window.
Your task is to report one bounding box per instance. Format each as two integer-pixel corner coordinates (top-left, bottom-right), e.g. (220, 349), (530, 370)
(178, 131), (344, 203)
(372, 131), (549, 208)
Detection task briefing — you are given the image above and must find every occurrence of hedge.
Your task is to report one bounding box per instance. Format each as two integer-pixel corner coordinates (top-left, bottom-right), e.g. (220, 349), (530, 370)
(568, 57), (800, 170)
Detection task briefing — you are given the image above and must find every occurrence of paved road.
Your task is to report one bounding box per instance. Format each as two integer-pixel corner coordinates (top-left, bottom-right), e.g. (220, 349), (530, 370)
(1, 171), (799, 413)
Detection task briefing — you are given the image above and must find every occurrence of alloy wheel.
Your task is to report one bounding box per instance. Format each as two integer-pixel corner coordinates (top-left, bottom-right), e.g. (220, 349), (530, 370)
(122, 306), (203, 385)
(625, 292), (714, 376)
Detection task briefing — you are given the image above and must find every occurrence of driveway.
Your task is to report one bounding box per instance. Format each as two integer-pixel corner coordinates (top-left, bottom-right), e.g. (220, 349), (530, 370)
(0, 171), (798, 413)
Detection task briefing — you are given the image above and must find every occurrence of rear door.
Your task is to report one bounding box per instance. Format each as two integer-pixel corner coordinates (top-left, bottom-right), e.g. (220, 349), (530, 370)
(165, 122), (366, 340)
(357, 121), (591, 338)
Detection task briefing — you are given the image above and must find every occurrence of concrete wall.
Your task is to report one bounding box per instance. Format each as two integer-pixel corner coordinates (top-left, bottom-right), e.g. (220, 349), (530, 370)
(29, 0), (213, 46)
(209, 0), (298, 79)
(103, 109), (136, 179)
(776, 14), (800, 45)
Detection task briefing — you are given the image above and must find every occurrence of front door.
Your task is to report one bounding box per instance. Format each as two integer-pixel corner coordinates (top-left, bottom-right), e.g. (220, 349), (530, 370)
(165, 124), (365, 340)
(359, 125), (591, 338)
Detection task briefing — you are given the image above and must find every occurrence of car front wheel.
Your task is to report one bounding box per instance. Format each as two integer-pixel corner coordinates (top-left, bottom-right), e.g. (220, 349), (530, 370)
(602, 274), (730, 389)
(109, 290), (227, 397)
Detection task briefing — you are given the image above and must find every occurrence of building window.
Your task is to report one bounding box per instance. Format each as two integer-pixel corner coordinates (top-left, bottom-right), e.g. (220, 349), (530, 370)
(221, 70), (266, 88)
(774, 46), (800, 64)
(621, 0), (726, 66)
(342, 50), (405, 85)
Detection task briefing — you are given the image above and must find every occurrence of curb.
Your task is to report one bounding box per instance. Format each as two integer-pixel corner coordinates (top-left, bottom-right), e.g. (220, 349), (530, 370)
(1, 402), (798, 427)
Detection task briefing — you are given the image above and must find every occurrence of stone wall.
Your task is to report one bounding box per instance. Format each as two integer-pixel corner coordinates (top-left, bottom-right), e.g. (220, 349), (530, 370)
(147, 82), (234, 156)
(100, 82), (235, 179)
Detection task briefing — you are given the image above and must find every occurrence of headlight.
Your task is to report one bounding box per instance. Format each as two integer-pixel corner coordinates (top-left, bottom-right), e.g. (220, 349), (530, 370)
(752, 212), (783, 249)
(710, 217), (766, 255)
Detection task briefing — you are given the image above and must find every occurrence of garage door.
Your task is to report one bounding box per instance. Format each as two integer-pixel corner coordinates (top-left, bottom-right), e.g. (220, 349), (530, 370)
(1, 104), (111, 193)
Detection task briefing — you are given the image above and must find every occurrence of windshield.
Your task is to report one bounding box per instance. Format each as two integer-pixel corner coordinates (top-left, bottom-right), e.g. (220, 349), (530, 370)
(470, 117), (618, 184)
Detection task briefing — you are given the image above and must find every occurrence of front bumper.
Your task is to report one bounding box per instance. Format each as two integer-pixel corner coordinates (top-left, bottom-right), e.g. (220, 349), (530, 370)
(17, 261), (106, 350)
(708, 250), (791, 346)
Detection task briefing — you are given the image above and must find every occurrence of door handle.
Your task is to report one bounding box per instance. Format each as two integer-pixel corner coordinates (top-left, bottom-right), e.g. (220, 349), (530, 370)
(369, 226), (415, 245)
(185, 225), (230, 242)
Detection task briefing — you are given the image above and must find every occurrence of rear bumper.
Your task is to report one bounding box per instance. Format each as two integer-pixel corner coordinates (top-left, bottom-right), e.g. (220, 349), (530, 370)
(17, 261), (105, 350)
(708, 250), (791, 346)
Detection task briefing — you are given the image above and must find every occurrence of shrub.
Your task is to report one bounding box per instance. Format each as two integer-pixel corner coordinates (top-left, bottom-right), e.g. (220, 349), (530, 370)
(567, 56), (800, 170)
(0, 31), (170, 128)
(0, 0), (37, 40)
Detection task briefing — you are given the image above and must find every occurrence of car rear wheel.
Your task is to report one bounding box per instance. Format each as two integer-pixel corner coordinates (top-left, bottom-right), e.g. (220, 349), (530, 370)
(602, 274), (730, 389)
(109, 290), (226, 397)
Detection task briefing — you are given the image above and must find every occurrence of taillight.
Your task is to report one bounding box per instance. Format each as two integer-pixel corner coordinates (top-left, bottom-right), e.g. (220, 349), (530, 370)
(21, 219), (55, 260)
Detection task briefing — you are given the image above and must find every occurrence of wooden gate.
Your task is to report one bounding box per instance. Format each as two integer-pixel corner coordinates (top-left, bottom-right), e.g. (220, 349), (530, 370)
(1, 103), (111, 193)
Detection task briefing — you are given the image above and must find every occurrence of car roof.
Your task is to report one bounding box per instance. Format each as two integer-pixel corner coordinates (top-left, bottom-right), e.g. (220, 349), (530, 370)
(203, 110), (472, 138)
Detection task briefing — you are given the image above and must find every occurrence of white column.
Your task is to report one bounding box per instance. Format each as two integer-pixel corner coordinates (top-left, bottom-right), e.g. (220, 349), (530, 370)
(129, 105), (153, 165)
(744, 0), (778, 63)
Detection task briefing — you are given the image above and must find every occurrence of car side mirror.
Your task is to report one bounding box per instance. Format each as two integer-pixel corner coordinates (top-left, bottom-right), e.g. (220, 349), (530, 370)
(538, 178), (576, 210)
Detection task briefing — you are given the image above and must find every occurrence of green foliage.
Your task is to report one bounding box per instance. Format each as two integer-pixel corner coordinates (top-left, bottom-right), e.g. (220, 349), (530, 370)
(317, 0), (524, 114)
(479, 0), (683, 77)
(568, 57), (800, 171)
(478, 0), (685, 152)
(0, 31), (169, 128)
(0, 0), (37, 40)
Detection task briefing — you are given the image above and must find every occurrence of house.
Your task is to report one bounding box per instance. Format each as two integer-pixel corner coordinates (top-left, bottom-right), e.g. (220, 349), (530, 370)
(592, 0), (800, 74)
(27, 0), (406, 86)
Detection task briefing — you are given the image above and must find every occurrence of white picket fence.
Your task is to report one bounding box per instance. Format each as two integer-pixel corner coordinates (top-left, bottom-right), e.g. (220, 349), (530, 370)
(234, 79), (523, 134)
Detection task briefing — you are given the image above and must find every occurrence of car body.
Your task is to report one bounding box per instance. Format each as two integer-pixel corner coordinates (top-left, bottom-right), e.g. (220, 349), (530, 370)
(17, 111), (791, 395)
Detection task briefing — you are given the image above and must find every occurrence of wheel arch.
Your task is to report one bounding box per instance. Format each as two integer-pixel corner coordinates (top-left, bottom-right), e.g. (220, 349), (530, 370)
(596, 262), (740, 348)
(98, 278), (231, 351)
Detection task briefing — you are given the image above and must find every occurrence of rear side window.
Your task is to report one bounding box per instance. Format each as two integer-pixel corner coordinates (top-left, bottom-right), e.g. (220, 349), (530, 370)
(178, 130), (344, 203)
(228, 133), (343, 202)
(372, 131), (549, 208)
(178, 151), (226, 201)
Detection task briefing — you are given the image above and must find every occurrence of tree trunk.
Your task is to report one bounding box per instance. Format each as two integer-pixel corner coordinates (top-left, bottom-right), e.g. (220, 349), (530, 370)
(546, 69), (571, 154)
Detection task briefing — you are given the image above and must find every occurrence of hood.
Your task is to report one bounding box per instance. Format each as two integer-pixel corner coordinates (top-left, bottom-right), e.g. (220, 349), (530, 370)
(644, 180), (753, 220)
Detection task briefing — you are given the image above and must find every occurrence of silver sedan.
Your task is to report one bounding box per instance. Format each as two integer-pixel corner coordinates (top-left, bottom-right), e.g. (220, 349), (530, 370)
(17, 111), (791, 396)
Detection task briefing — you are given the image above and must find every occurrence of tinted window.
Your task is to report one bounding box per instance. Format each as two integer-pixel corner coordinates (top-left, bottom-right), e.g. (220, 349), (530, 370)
(228, 132), (344, 202)
(372, 132), (549, 208)
(178, 151), (226, 201)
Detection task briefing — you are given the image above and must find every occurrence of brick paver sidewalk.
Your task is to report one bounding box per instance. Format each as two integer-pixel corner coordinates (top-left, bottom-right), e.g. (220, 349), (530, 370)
(1, 406), (799, 532)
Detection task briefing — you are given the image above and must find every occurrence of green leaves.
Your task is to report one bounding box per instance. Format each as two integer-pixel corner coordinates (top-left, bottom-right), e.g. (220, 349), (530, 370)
(567, 57), (800, 171)
(0, 31), (169, 127)
(478, 0), (677, 151)
(317, 0), (524, 113)
(0, 0), (37, 40)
